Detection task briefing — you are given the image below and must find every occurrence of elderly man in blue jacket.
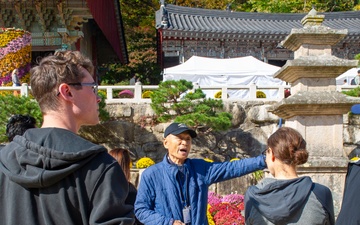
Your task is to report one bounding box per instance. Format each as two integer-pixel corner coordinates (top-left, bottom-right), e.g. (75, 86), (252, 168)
(135, 122), (266, 225)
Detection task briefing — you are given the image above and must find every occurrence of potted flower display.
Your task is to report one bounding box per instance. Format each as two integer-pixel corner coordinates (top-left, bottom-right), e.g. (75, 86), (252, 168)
(0, 28), (31, 86)
(136, 157), (156, 183)
(208, 191), (245, 225)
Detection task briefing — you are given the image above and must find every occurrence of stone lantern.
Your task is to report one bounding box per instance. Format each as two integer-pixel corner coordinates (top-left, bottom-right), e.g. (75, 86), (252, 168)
(269, 8), (360, 214)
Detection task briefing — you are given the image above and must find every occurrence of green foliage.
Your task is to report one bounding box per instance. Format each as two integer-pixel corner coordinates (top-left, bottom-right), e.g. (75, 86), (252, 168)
(355, 53), (360, 65)
(233, 0), (358, 12)
(342, 86), (360, 97)
(0, 92), (110, 143)
(172, 0), (358, 12)
(0, 94), (42, 143)
(172, 0), (232, 9)
(97, 91), (110, 122)
(107, 26), (161, 85)
(102, 28), (161, 85)
(252, 170), (264, 182)
(100, 0), (161, 85)
(150, 80), (232, 131)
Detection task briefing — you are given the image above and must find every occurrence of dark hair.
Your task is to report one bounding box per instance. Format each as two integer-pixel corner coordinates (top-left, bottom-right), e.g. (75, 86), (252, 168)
(267, 127), (308, 166)
(108, 148), (132, 181)
(6, 114), (36, 142)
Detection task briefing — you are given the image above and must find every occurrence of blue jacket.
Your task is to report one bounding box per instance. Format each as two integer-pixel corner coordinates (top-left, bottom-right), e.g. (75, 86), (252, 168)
(135, 155), (266, 225)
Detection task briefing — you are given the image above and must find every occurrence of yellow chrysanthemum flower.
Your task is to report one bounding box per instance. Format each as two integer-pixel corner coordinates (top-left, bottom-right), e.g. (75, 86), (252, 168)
(136, 157), (155, 169)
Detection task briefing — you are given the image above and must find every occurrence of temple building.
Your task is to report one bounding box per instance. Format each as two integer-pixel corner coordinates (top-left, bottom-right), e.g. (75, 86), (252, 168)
(155, 3), (360, 69)
(0, 0), (128, 66)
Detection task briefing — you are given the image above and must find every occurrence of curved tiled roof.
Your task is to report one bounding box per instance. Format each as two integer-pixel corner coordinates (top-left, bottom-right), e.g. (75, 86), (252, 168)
(156, 4), (360, 36)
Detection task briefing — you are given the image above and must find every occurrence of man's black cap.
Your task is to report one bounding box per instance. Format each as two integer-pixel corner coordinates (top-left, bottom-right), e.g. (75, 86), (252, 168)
(164, 123), (197, 138)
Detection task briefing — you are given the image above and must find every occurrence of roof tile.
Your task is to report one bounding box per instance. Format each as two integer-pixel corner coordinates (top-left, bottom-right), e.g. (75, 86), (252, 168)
(156, 4), (360, 36)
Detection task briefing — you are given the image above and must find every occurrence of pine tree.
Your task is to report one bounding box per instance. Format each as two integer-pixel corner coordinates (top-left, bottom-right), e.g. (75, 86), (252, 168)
(150, 80), (232, 132)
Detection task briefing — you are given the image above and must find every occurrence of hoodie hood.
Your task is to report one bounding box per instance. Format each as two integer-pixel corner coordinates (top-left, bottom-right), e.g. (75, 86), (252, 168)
(245, 176), (313, 224)
(0, 128), (106, 188)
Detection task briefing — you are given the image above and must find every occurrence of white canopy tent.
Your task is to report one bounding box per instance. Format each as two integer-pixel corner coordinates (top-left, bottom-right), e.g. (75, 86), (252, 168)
(336, 68), (359, 85)
(163, 56), (284, 99)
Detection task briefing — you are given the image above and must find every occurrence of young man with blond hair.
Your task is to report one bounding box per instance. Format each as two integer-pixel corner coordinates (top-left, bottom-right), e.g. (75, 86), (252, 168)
(0, 51), (134, 225)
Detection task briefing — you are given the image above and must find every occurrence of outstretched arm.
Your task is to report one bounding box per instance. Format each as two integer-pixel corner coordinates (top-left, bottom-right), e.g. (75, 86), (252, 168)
(206, 155), (266, 185)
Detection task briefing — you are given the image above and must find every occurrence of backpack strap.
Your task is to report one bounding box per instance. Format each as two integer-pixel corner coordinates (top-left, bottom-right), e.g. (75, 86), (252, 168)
(311, 183), (335, 225)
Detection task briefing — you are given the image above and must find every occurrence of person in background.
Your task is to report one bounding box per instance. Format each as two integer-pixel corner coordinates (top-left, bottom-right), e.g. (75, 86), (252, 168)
(11, 68), (21, 87)
(135, 77), (142, 85)
(135, 122), (267, 225)
(335, 148), (360, 224)
(6, 114), (36, 142)
(245, 127), (334, 225)
(350, 70), (360, 85)
(109, 148), (143, 225)
(0, 114), (36, 151)
(130, 75), (137, 85)
(0, 51), (134, 225)
(11, 68), (21, 96)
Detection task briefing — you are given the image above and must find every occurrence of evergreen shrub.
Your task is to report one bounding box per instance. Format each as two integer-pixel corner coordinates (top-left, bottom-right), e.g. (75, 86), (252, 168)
(0, 94), (42, 143)
(150, 80), (232, 132)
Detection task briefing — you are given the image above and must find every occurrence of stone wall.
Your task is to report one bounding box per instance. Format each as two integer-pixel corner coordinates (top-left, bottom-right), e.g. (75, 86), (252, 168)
(79, 101), (360, 216)
(80, 101), (280, 162)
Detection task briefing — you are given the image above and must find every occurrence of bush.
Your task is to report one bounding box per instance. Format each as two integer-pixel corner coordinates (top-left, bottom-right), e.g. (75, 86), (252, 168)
(0, 92), (110, 143)
(0, 94), (42, 143)
(150, 80), (232, 132)
(97, 91), (110, 122)
(355, 53), (360, 65)
(342, 86), (360, 97)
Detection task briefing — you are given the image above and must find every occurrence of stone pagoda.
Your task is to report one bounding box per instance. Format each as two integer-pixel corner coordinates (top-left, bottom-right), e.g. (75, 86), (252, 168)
(269, 8), (360, 214)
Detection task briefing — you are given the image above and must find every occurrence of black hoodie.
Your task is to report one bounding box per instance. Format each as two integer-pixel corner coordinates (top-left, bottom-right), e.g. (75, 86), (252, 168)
(0, 128), (134, 225)
(245, 176), (334, 225)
